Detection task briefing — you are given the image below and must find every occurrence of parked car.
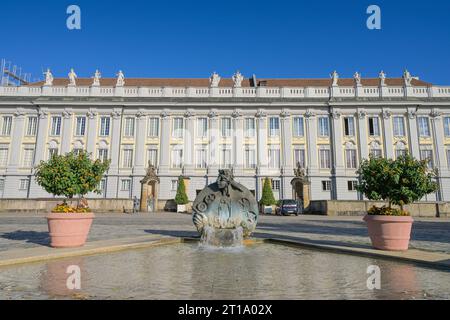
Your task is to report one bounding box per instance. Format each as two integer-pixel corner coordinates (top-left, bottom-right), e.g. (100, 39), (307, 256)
(276, 199), (301, 216)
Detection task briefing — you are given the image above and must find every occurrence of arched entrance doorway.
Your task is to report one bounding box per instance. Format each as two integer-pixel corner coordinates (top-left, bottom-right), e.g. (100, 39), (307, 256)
(290, 164), (310, 212)
(140, 163), (160, 212)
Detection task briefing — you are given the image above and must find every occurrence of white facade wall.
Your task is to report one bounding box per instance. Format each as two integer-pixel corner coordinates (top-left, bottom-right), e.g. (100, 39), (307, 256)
(0, 83), (450, 204)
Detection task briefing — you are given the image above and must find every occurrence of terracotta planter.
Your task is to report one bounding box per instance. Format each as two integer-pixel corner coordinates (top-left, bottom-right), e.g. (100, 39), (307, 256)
(46, 212), (95, 248)
(363, 214), (414, 251)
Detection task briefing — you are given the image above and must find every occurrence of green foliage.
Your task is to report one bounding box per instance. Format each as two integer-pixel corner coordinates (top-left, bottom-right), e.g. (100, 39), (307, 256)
(174, 177), (189, 205)
(34, 151), (110, 201)
(260, 177), (277, 206)
(357, 154), (438, 214)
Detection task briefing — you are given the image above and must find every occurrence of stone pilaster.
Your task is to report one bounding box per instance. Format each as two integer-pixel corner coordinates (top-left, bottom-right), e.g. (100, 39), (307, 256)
(7, 109), (26, 173)
(183, 110), (196, 176)
(208, 110), (220, 174)
(330, 108), (344, 174)
(158, 110), (171, 175)
(60, 109), (73, 154)
(280, 109), (293, 174)
(134, 111), (147, 176)
(305, 110), (318, 176)
(382, 109), (394, 159)
(86, 109), (98, 156)
(256, 109), (268, 175)
(406, 108), (420, 159)
(232, 109), (244, 175)
(357, 109), (369, 160)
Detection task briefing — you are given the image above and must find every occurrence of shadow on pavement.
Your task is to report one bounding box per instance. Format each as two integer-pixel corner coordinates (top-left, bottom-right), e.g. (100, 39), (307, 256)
(1, 230), (51, 247)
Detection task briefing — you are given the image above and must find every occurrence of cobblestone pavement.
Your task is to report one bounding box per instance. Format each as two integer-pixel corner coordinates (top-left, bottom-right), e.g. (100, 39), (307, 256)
(0, 212), (449, 254)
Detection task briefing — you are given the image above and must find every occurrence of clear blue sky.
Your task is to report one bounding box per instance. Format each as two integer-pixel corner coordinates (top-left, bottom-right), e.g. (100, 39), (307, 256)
(2, 0), (450, 84)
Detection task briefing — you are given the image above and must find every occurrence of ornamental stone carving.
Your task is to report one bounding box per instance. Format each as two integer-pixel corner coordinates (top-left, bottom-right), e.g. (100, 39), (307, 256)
(304, 109), (316, 119)
(354, 72), (362, 86)
(116, 70), (125, 87)
(136, 111), (146, 119)
(111, 111), (122, 119)
(160, 110), (170, 118)
(68, 68), (77, 86)
(44, 69), (53, 86)
(192, 169), (258, 238)
(209, 72), (221, 88)
(357, 110), (367, 119)
(14, 109), (26, 118)
(407, 109), (417, 119)
(255, 109), (267, 118)
(208, 110), (218, 118)
(403, 69), (412, 86)
(379, 70), (386, 86)
(184, 110), (195, 118)
(87, 110), (98, 119)
(330, 109), (341, 120)
(280, 109), (291, 118)
(232, 71), (244, 88)
(382, 109), (392, 119)
(62, 110), (73, 119)
(92, 70), (101, 86)
(430, 109), (442, 118)
(231, 109), (242, 118)
(331, 70), (339, 86)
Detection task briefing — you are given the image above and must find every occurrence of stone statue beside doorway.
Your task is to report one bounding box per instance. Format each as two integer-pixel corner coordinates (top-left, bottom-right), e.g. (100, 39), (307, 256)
(140, 162), (159, 212)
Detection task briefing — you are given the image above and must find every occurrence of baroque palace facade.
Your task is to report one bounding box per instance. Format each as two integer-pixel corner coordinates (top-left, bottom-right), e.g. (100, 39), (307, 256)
(0, 69), (450, 208)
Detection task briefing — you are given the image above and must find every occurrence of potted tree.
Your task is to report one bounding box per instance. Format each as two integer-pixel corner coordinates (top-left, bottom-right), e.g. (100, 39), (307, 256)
(34, 151), (110, 248)
(357, 155), (437, 251)
(175, 176), (189, 213)
(260, 177), (277, 214)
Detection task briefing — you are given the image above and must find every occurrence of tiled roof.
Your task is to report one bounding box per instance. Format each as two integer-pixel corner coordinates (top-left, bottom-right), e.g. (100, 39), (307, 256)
(27, 77), (431, 87)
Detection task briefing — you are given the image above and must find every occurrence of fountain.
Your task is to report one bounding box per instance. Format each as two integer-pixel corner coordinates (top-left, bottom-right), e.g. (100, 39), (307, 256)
(192, 170), (258, 246)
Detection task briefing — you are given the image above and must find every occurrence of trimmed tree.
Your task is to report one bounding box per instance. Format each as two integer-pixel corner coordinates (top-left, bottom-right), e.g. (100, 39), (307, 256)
(357, 154), (438, 214)
(174, 176), (189, 205)
(260, 177), (277, 206)
(34, 151), (110, 210)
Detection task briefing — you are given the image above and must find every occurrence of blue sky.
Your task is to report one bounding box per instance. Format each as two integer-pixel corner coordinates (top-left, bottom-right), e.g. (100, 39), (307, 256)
(2, 0), (450, 84)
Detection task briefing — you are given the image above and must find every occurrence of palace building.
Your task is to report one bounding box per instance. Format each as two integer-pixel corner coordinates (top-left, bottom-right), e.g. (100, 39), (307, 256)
(0, 69), (449, 210)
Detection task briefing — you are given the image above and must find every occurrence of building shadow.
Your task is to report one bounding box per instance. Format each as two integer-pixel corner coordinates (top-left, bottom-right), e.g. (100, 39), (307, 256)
(1, 230), (51, 247)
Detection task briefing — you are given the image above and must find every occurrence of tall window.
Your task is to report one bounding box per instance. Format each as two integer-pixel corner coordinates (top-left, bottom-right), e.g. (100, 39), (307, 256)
(322, 181), (332, 191)
(48, 147), (58, 159)
(345, 149), (358, 169)
(122, 149), (133, 168)
(75, 116), (86, 136)
(98, 149), (109, 162)
(268, 117), (280, 137)
(197, 118), (208, 138)
(245, 118), (255, 137)
(220, 145), (232, 168)
(271, 179), (281, 192)
(370, 148), (383, 159)
(22, 148), (34, 167)
(293, 148), (306, 168)
(319, 149), (331, 169)
(26, 117), (37, 136)
(293, 117), (304, 137)
(393, 116), (405, 137)
(50, 116), (61, 136)
(147, 147), (158, 167)
(245, 146), (256, 169)
(171, 148), (183, 168)
(99, 179), (107, 195)
(318, 117), (330, 137)
(196, 145), (207, 169)
(444, 117), (450, 137)
(99, 117), (110, 136)
(148, 117), (159, 137)
(447, 149), (450, 168)
(420, 149), (434, 169)
(120, 179), (131, 191)
(221, 118), (232, 137)
(123, 117), (135, 137)
(172, 117), (184, 138)
(344, 117), (355, 136)
(368, 117), (380, 136)
(19, 178), (30, 191)
(0, 148), (8, 167)
(418, 117), (431, 137)
(268, 146), (280, 168)
(1, 116), (12, 136)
